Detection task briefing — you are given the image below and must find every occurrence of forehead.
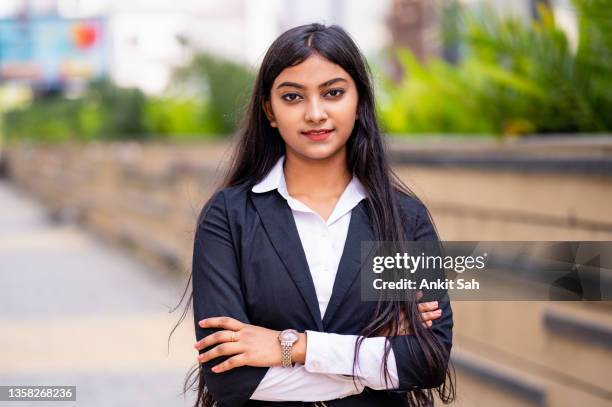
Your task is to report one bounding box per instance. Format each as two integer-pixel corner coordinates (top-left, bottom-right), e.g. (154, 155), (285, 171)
(273, 53), (353, 87)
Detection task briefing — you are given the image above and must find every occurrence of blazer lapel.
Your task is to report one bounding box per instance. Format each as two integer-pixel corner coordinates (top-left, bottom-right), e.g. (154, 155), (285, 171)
(323, 201), (375, 327)
(249, 190), (324, 331)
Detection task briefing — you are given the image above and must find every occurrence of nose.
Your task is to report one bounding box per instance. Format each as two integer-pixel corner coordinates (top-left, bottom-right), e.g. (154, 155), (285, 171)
(304, 99), (328, 123)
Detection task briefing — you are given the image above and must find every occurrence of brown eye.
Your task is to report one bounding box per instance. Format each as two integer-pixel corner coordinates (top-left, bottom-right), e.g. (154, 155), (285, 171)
(325, 88), (345, 98)
(281, 93), (302, 102)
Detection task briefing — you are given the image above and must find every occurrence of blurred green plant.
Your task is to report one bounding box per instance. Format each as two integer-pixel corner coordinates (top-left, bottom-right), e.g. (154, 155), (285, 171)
(378, 0), (612, 136)
(171, 53), (256, 134)
(84, 79), (148, 139)
(3, 52), (255, 142)
(3, 79), (148, 142)
(4, 97), (89, 142)
(143, 97), (220, 138)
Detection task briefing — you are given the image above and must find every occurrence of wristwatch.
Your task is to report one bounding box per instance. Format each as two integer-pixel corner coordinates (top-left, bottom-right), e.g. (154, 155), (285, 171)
(278, 329), (300, 368)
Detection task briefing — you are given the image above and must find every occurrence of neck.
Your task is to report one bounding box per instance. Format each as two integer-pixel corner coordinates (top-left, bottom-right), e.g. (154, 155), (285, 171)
(283, 148), (352, 200)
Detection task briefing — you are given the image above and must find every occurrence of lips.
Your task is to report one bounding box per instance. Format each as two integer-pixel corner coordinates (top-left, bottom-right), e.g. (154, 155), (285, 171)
(302, 128), (334, 140)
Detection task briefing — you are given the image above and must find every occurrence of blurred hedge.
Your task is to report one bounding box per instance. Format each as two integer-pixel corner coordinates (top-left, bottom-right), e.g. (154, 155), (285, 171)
(3, 79), (148, 142)
(2, 52), (255, 142)
(378, 0), (612, 136)
(171, 53), (256, 134)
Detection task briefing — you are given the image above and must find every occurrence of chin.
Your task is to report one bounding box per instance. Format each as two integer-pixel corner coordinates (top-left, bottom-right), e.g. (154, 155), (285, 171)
(296, 145), (345, 161)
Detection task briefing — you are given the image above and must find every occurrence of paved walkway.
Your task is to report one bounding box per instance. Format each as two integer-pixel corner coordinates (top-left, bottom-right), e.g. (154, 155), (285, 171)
(0, 181), (197, 406)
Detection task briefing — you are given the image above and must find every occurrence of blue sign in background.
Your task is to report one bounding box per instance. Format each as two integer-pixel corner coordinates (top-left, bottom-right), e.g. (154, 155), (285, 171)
(0, 17), (108, 86)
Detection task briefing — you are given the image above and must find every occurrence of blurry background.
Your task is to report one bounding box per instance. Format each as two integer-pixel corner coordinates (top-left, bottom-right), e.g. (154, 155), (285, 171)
(0, 0), (611, 406)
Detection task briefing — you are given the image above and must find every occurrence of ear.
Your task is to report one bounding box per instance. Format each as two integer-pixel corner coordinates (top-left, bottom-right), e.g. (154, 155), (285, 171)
(262, 100), (277, 128)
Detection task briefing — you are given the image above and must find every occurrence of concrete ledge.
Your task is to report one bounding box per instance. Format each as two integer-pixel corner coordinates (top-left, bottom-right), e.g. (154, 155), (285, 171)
(430, 202), (612, 233)
(452, 352), (548, 406)
(543, 310), (612, 351)
(390, 153), (612, 175)
(0, 150), (8, 179)
(388, 135), (612, 175)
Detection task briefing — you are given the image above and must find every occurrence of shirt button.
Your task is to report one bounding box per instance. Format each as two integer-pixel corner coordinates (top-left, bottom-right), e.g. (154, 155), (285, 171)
(311, 360), (321, 369)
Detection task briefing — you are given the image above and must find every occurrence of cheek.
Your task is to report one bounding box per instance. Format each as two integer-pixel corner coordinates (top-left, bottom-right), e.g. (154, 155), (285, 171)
(271, 104), (301, 132)
(331, 92), (358, 119)
(329, 101), (358, 136)
(276, 112), (301, 130)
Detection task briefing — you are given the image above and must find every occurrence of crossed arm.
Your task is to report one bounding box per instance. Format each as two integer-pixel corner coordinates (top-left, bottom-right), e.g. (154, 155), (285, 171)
(194, 306), (441, 402)
(192, 192), (450, 406)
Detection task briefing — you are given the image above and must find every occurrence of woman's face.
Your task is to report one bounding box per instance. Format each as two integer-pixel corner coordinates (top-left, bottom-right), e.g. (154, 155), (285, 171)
(263, 53), (359, 162)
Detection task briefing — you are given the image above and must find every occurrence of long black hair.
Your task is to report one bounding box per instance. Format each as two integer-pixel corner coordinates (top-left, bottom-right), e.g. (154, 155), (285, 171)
(171, 23), (455, 407)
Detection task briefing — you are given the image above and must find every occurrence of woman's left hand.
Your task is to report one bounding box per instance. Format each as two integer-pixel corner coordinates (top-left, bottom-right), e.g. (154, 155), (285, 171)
(194, 317), (285, 373)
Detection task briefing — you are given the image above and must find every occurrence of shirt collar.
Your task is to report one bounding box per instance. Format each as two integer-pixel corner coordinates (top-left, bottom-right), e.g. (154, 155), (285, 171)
(252, 155), (367, 224)
(251, 155), (287, 195)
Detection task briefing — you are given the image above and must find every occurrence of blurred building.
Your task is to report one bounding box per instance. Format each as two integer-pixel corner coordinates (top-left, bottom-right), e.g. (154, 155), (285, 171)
(106, 0), (397, 94)
(0, 0), (109, 95)
(0, 0), (579, 94)
(385, 0), (579, 80)
(0, 0), (397, 95)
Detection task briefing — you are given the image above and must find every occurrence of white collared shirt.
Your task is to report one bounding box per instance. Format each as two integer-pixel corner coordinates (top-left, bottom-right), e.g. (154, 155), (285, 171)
(250, 155), (399, 402)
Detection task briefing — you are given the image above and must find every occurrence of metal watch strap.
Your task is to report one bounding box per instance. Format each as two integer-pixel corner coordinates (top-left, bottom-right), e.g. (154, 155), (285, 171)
(280, 342), (293, 368)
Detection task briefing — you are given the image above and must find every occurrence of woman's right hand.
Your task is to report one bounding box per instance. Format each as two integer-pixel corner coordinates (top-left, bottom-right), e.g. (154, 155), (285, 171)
(378, 292), (442, 336)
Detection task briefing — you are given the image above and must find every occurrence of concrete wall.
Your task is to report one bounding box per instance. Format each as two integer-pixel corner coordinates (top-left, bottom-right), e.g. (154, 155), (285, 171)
(4, 137), (612, 406)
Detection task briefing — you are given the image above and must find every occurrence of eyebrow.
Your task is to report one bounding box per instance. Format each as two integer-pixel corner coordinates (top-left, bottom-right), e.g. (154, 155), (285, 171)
(275, 77), (348, 90)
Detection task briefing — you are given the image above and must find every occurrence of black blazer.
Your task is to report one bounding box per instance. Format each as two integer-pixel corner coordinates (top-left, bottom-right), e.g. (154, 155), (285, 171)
(192, 183), (453, 407)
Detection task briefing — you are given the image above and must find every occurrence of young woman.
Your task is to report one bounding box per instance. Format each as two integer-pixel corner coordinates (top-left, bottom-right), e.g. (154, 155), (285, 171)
(187, 23), (454, 407)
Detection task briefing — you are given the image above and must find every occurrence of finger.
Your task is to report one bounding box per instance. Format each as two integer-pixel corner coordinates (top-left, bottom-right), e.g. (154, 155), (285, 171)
(195, 330), (237, 351)
(420, 309), (442, 322)
(419, 320), (433, 329)
(211, 354), (248, 373)
(198, 342), (242, 364)
(199, 316), (244, 331)
(399, 319), (434, 334)
(417, 301), (439, 313)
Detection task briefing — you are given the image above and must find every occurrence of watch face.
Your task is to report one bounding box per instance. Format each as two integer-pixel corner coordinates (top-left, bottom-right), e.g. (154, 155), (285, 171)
(279, 329), (299, 342)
